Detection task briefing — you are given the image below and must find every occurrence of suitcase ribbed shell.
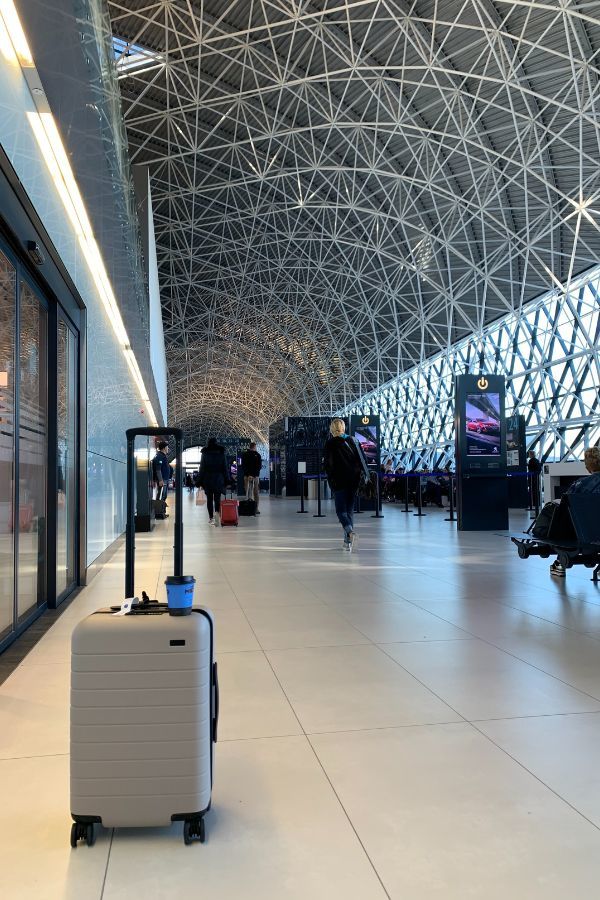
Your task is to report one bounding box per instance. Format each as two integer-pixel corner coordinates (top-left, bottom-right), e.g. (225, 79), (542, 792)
(71, 608), (214, 827)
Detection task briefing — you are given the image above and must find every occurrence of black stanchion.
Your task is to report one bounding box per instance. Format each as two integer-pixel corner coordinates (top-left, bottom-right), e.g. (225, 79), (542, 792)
(401, 473), (410, 512)
(527, 472), (534, 511)
(371, 473), (384, 518)
(444, 474), (456, 522)
(297, 475), (308, 513)
(414, 474), (426, 517)
(355, 491), (364, 514)
(313, 475), (326, 518)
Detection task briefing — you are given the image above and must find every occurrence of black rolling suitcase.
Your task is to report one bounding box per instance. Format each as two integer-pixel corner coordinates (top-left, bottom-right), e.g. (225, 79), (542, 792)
(238, 499), (256, 516)
(153, 497), (168, 519)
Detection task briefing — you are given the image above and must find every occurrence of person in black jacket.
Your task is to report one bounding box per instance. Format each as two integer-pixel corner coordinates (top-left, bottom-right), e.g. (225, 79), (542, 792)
(241, 442), (262, 513)
(199, 437), (229, 526)
(323, 417), (368, 552)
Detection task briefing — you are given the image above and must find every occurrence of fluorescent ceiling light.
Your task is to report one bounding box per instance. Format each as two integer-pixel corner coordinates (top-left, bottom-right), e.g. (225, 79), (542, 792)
(0, 0), (159, 426)
(0, 0), (33, 65)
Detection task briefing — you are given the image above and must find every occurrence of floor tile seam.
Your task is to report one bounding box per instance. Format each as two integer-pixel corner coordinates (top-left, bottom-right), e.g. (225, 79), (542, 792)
(467, 719), (600, 835)
(100, 827), (114, 900)
(358, 569), (459, 602)
(375, 587), (600, 645)
(220, 568), (309, 737)
(304, 733), (392, 900)
(432, 590), (600, 640)
(304, 719), (468, 737)
(259, 640), (374, 651)
(467, 709), (600, 725)
(467, 632), (600, 705)
(0, 752), (69, 762)
(374, 643), (471, 724)
(218, 732), (305, 743)
(317, 599), (475, 646)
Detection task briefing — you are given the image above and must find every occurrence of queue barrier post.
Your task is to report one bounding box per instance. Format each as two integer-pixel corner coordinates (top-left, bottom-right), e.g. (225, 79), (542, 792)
(414, 474), (426, 517)
(313, 475), (326, 518)
(371, 473), (384, 518)
(297, 475), (308, 513)
(527, 472), (534, 511)
(401, 473), (410, 512)
(444, 474), (456, 522)
(530, 472), (541, 521)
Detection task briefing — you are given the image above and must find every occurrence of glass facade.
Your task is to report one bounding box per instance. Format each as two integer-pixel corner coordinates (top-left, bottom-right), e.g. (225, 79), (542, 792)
(0, 235), (82, 648)
(56, 319), (77, 598)
(16, 280), (47, 622)
(346, 265), (600, 470)
(0, 251), (16, 642)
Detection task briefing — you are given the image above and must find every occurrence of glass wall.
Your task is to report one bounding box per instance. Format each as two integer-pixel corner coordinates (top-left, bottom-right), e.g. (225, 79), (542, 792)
(17, 280), (48, 622)
(0, 251), (15, 643)
(57, 319), (77, 598)
(0, 237), (79, 650)
(346, 264), (600, 470)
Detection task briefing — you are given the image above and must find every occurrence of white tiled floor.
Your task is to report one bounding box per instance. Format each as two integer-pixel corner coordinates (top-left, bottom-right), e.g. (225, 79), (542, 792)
(3, 495), (600, 898)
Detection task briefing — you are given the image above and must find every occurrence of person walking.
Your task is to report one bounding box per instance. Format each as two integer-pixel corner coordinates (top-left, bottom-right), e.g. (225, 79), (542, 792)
(152, 440), (171, 502)
(241, 442), (262, 513)
(323, 417), (369, 552)
(199, 437), (229, 526)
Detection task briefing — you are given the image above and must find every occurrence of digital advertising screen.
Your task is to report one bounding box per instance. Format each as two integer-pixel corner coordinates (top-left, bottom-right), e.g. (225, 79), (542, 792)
(465, 393), (501, 457)
(353, 424), (378, 466)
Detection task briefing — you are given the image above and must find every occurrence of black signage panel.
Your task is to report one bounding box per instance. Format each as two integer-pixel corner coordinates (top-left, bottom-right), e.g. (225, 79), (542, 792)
(455, 374), (506, 474)
(455, 375), (508, 530)
(350, 414), (381, 469)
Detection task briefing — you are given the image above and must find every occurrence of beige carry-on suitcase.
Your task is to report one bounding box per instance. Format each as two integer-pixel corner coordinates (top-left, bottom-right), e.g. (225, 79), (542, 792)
(70, 427), (218, 848)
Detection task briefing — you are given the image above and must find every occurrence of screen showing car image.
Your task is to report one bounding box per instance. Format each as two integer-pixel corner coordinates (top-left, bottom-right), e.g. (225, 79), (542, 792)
(466, 393), (501, 456)
(354, 425), (378, 466)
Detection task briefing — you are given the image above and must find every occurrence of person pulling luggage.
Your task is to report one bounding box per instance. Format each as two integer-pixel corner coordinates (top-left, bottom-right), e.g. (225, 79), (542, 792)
(199, 437), (229, 526)
(241, 442), (262, 513)
(323, 417), (369, 552)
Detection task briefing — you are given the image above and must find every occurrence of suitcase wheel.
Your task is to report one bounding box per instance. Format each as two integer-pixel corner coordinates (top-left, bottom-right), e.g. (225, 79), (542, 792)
(183, 817), (206, 845)
(70, 822), (95, 848)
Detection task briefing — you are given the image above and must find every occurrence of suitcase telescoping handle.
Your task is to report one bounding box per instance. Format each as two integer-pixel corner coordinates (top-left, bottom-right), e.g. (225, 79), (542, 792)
(125, 427), (184, 599)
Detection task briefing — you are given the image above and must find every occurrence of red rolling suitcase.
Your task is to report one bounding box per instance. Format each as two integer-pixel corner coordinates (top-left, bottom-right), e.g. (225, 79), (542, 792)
(220, 493), (238, 526)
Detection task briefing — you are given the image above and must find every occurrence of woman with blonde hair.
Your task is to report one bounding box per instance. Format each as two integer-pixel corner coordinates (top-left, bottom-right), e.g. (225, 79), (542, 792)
(323, 417), (369, 551)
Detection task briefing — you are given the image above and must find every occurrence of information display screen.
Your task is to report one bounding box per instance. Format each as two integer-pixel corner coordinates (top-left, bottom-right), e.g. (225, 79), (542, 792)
(353, 424), (378, 466)
(466, 393), (501, 456)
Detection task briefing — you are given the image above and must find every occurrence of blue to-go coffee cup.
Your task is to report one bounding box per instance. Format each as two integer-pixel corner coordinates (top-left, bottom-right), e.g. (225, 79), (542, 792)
(165, 575), (196, 615)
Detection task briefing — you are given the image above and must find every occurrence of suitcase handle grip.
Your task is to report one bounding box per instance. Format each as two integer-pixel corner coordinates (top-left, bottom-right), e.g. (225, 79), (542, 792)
(125, 428), (184, 598)
(212, 661), (219, 742)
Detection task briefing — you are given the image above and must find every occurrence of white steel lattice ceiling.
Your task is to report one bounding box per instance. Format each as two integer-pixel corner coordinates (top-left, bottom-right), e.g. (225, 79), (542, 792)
(106, 0), (600, 446)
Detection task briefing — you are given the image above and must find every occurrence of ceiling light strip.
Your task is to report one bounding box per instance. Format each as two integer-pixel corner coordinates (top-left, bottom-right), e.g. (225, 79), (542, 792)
(0, 0), (158, 426)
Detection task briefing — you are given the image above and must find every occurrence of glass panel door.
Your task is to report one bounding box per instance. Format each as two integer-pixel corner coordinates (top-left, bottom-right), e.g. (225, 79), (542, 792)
(17, 280), (47, 622)
(56, 318), (77, 597)
(0, 251), (16, 642)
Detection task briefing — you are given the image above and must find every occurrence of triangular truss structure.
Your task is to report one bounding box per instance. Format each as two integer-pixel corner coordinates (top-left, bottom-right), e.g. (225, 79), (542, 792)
(106, 0), (600, 446)
(350, 263), (600, 468)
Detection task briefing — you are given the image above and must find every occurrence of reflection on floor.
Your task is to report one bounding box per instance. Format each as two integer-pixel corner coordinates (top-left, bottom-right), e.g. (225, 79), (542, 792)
(3, 496), (600, 898)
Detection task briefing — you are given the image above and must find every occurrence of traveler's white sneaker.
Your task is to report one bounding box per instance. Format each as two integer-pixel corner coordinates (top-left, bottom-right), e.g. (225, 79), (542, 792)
(348, 531), (356, 552)
(208, 518), (215, 526)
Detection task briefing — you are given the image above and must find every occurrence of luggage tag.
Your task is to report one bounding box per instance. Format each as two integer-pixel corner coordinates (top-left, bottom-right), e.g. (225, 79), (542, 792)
(113, 597), (139, 616)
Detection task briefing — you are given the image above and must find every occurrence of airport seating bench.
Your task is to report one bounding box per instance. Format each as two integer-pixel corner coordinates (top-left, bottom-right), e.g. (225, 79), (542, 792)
(510, 493), (600, 582)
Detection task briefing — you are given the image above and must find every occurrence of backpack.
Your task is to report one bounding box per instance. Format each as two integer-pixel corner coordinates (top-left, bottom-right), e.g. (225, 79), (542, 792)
(530, 502), (557, 539)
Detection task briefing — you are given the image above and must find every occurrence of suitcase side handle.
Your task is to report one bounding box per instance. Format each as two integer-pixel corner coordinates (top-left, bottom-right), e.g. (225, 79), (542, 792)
(126, 428), (184, 598)
(212, 661), (219, 743)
